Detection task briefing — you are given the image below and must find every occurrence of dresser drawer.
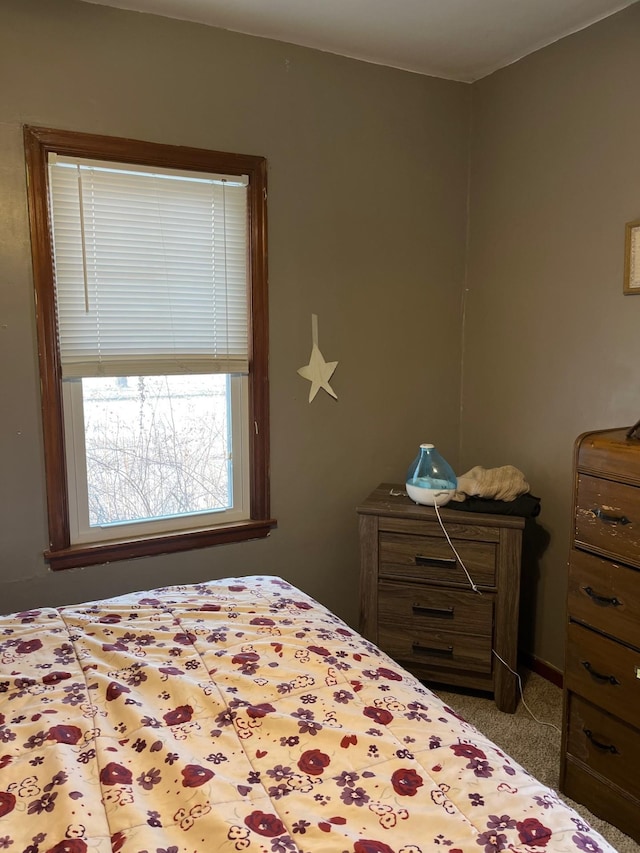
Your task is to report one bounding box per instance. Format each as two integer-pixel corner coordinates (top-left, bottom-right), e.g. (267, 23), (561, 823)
(378, 580), (493, 637)
(379, 532), (496, 587)
(378, 621), (492, 674)
(567, 694), (640, 801)
(577, 428), (640, 484)
(567, 549), (640, 648)
(565, 622), (640, 729)
(575, 474), (640, 568)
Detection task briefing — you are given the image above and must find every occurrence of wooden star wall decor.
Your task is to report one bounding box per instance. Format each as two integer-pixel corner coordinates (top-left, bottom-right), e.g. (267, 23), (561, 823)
(297, 314), (338, 402)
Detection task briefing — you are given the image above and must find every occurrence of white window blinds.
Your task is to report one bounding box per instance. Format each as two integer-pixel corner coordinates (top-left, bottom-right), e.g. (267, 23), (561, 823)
(48, 155), (249, 378)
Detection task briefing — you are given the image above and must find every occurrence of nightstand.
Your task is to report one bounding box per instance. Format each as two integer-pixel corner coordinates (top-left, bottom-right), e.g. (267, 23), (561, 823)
(358, 483), (524, 712)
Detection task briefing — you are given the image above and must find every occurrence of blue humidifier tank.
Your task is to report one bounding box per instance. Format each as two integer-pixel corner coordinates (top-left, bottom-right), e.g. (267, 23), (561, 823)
(406, 443), (457, 506)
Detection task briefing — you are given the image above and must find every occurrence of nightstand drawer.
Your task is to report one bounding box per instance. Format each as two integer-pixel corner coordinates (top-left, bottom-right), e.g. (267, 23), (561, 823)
(575, 474), (640, 568)
(379, 532), (496, 587)
(378, 580), (493, 637)
(567, 694), (640, 801)
(565, 622), (640, 729)
(567, 549), (640, 648)
(378, 622), (492, 674)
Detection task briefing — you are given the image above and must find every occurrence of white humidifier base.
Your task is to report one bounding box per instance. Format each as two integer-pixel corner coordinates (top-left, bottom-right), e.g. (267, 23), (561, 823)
(406, 483), (455, 506)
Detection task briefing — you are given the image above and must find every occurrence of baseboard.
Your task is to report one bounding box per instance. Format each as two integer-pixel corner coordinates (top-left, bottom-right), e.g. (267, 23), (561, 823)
(518, 651), (563, 688)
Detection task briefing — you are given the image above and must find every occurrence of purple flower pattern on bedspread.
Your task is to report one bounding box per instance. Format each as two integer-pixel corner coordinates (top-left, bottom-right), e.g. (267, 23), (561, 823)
(0, 576), (614, 853)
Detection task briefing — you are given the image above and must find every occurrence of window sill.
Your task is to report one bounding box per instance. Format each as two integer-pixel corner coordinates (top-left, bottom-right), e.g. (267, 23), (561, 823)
(45, 518), (277, 571)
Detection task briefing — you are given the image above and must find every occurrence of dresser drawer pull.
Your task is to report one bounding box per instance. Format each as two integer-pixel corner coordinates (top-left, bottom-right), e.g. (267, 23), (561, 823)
(592, 508), (630, 526)
(582, 586), (621, 607)
(583, 729), (619, 754)
(412, 604), (454, 619)
(415, 555), (457, 568)
(581, 660), (620, 686)
(412, 642), (453, 657)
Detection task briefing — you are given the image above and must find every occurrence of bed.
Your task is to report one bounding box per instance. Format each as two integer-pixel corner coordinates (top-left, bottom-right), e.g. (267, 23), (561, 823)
(0, 575), (614, 853)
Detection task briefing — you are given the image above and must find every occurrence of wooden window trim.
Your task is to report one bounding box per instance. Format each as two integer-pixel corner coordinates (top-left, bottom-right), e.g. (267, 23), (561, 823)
(24, 125), (275, 570)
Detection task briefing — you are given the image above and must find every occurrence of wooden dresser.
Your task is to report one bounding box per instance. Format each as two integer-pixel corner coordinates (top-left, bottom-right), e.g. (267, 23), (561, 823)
(358, 483), (524, 713)
(560, 428), (640, 842)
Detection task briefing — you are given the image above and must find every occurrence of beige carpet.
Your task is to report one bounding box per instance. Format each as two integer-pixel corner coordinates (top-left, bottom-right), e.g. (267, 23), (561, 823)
(432, 670), (639, 853)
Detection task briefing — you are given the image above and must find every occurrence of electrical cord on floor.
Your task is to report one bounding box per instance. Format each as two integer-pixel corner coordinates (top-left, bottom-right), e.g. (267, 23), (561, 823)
(433, 495), (561, 733)
(492, 649), (562, 734)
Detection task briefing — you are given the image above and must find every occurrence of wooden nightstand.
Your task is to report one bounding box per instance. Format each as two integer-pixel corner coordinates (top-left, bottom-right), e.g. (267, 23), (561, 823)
(357, 483), (524, 713)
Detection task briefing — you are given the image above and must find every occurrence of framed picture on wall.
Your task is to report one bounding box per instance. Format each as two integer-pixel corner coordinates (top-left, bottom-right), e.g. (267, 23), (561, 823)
(623, 219), (640, 294)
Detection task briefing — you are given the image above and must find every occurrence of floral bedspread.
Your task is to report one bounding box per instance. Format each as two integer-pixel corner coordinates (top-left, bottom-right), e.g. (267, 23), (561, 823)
(0, 576), (614, 853)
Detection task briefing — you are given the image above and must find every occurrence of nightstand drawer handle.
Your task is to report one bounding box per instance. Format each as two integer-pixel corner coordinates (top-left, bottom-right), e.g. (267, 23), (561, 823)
(415, 555), (457, 568)
(592, 508), (630, 526)
(412, 642), (453, 657)
(583, 729), (619, 754)
(412, 604), (454, 619)
(582, 586), (621, 607)
(581, 660), (620, 685)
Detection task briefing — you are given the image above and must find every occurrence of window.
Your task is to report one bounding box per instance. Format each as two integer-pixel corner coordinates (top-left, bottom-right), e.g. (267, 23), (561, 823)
(24, 127), (273, 570)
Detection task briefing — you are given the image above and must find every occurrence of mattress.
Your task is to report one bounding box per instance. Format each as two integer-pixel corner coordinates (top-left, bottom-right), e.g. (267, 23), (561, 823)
(0, 575), (614, 853)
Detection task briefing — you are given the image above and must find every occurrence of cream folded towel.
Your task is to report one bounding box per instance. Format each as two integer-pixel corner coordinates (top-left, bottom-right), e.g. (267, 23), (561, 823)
(451, 465), (529, 502)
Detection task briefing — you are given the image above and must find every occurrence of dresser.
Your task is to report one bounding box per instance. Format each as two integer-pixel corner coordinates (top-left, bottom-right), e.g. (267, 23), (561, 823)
(358, 483), (524, 713)
(560, 428), (640, 842)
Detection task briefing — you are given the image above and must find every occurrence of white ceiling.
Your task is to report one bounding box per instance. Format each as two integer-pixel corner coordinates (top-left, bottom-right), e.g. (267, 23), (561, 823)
(80, 0), (636, 82)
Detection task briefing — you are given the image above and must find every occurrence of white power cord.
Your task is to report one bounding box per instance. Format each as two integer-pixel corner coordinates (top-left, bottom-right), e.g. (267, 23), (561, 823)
(492, 649), (561, 734)
(432, 497), (481, 595)
(428, 493), (560, 732)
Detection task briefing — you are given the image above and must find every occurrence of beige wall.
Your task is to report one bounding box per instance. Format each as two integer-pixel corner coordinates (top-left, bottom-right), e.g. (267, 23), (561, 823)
(463, 3), (640, 668)
(0, 0), (469, 623)
(3, 0), (638, 672)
